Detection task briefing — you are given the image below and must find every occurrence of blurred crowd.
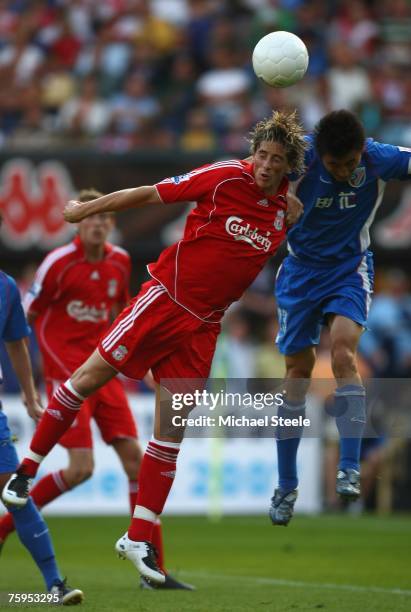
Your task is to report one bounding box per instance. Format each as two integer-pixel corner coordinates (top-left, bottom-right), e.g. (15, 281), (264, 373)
(0, 0), (411, 152)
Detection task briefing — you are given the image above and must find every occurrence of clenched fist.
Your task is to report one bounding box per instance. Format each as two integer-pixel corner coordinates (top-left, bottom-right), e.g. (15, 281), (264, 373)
(63, 200), (86, 223)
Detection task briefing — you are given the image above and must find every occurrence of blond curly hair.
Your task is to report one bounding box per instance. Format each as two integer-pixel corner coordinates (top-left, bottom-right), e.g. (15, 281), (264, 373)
(249, 110), (307, 175)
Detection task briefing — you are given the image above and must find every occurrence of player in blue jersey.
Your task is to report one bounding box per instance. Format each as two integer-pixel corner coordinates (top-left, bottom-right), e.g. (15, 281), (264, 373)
(270, 110), (411, 526)
(0, 224), (84, 603)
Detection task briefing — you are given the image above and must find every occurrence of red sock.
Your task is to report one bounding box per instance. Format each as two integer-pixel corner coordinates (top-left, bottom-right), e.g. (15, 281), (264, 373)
(19, 381), (84, 478)
(128, 479), (138, 514)
(31, 470), (70, 507)
(152, 519), (165, 572)
(0, 513), (14, 541)
(128, 439), (180, 542)
(0, 470), (70, 541)
(128, 479), (166, 569)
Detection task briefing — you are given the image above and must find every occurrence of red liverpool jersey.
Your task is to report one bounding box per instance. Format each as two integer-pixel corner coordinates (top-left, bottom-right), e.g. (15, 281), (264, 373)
(24, 235), (131, 379)
(151, 159), (288, 322)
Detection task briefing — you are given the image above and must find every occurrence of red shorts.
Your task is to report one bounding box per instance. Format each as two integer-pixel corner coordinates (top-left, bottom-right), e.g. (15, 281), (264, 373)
(98, 280), (220, 386)
(46, 377), (138, 449)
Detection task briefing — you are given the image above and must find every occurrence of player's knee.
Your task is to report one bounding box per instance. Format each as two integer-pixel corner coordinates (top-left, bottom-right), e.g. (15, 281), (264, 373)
(71, 366), (103, 396)
(331, 342), (357, 377)
(123, 457), (141, 480)
(286, 361), (313, 379)
(67, 465), (94, 486)
(122, 448), (143, 479)
(114, 440), (143, 478)
(285, 349), (315, 380)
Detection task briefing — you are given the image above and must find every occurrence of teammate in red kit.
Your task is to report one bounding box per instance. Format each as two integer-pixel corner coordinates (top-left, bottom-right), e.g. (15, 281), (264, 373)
(3, 111), (306, 584)
(0, 189), (191, 590)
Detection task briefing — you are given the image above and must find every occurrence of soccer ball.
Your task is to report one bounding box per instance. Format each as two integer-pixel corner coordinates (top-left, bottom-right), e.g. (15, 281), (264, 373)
(252, 31), (309, 88)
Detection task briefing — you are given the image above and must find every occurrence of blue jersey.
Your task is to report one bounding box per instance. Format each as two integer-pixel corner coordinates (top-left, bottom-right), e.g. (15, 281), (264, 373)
(0, 272), (30, 382)
(287, 136), (411, 266)
(0, 271), (30, 471)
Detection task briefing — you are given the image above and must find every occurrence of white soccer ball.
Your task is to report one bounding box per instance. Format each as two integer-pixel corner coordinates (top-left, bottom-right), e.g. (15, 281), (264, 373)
(252, 31), (309, 88)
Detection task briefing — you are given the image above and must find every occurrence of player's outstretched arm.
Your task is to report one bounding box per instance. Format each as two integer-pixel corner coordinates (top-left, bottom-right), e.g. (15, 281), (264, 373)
(64, 185), (161, 223)
(5, 338), (43, 421)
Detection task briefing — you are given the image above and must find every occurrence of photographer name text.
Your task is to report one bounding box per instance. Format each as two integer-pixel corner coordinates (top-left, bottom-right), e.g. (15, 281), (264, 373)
(171, 415), (311, 428)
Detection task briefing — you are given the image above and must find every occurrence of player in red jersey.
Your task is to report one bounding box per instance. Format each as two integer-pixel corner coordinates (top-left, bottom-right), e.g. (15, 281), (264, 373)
(3, 111), (306, 585)
(0, 189), (191, 590)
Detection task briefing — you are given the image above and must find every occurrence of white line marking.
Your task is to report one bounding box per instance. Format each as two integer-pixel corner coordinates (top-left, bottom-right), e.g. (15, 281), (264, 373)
(181, 570), (411, 596)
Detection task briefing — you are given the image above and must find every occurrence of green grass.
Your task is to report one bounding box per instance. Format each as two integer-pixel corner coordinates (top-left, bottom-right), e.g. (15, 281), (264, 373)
(1, 514), (411, 611)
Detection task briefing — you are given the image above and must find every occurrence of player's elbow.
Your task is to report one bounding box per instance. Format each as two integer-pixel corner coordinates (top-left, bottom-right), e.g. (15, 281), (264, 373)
(128, 186), (161, 208)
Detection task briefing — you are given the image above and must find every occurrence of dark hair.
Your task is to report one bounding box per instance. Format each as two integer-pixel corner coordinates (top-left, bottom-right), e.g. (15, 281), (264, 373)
(314, 110), (365, 158)
(78, 188), (104, 203)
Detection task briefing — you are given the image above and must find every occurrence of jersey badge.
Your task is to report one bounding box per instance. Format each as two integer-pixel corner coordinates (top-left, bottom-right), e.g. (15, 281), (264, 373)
(274, 210), (285, 231)
(108, 279), (118, 297)
(112, 344), (128, 361)
(348, 166), (366, 188)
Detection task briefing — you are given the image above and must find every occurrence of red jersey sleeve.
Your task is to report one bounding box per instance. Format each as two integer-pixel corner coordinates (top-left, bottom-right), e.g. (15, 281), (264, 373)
(155, 160), (246, 204)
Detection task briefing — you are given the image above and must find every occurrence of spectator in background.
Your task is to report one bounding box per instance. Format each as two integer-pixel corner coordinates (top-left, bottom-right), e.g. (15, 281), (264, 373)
(75, 23), (132, 96)
(196, 44), (251, 135)
(328, 1), (378, 58)
(41, 55), (77, 121)
(377, 0), (411, 66)
(326, 43), (372, 111)
(58, 75), (110, 139)
(0, 24), (45, 87)
(131, 0), (179, 55)
(186, 0), (219, 71)
(108, 72), (160, 138)
(160, 52), (198, 136)
(179, 106), (217, 151)
(0, 85), (23, 141)
(51, 16), (82, 70)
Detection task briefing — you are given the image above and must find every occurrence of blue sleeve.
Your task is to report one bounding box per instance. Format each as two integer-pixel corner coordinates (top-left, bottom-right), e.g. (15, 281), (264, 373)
(288, 134), (315, 181)
(2, 276), (30, 342)
(367, 139), (411, 181)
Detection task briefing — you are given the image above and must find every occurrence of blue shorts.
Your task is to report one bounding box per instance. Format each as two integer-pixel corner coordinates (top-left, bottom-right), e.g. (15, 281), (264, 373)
(0, 408), (19, 474)
(275, 252), (374, 355)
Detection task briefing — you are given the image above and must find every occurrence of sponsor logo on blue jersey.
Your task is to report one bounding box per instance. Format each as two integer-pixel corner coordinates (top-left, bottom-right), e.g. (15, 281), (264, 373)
(348, 167), (366, 188)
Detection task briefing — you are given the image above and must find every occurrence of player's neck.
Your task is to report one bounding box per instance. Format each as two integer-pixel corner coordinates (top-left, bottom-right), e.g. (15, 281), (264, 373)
(261, 177), (282, 196)
(83, 243), (105, 263)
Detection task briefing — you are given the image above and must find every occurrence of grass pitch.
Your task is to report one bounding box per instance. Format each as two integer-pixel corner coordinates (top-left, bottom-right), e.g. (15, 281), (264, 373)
(1, 514), (411, 611)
